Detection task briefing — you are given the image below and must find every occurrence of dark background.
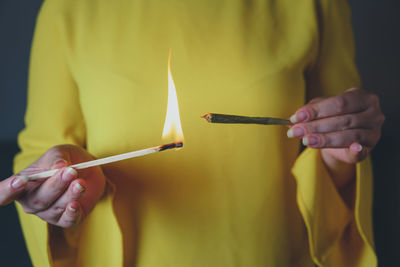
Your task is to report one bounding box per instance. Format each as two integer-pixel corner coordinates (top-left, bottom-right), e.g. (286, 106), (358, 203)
(0, 0), (399, 266)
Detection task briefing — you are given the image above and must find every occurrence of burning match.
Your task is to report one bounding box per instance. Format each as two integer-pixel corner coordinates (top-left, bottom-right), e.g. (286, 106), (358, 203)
(24, 52), (184, 181)
(201, 113), (291, 125)
(24, 142), (183, 181)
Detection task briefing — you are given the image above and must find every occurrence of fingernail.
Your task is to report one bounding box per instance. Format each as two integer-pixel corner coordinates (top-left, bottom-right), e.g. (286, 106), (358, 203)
(351, 143), (363, 152)
(62, 167), (77, 182)
(302, 136), (319, 146)
(287, 127), (305, 138)
(67, 205), (77, 213)
(52, 159), (68, 169)
(73, 182), (85, 195)
(11, 176), (29, 189)
(290, 114), (297, 123)
(290, 111), (308, 123)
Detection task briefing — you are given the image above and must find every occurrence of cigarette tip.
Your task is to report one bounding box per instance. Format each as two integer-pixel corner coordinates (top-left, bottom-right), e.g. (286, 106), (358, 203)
(201, 113), (212, 123)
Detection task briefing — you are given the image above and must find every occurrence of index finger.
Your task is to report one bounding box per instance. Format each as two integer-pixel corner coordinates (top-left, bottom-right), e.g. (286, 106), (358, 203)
(290, 89), (371, 123)
(0, 175), (29, 206)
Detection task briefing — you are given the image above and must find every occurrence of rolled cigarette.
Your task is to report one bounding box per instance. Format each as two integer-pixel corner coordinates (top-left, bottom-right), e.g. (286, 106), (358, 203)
(24, 141), (183, 181)
(201, 113), (291, 125)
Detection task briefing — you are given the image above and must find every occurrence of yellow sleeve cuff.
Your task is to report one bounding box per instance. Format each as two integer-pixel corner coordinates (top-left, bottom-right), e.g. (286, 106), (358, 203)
(292, 148), (377, 266)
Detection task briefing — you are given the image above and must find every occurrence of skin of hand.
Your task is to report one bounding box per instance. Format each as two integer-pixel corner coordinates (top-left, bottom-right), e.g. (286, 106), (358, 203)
(0, 145), (106, 228)
(287, 88), (384, 201)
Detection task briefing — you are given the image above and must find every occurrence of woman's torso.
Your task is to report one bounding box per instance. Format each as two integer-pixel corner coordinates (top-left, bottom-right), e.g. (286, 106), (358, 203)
(63, 0), (319, 265)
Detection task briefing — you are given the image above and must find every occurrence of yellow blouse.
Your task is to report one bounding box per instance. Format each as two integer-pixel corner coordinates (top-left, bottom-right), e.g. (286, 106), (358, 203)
(14, 0), (376, 266)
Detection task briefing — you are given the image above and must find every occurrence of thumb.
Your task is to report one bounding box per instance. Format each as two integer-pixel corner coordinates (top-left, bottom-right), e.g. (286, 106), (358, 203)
(347, 142), (369, 163)
(0, 175), (29, 206)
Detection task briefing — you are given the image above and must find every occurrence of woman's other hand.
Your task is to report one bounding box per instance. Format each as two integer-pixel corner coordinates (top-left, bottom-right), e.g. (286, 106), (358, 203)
(287, 88), (384, 190)
(0, 145), (106, 228)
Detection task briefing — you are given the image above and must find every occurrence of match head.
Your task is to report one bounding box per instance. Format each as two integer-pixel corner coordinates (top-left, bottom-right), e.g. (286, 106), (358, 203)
(159, 141), (184, 151)
(174, 141), (183, 148)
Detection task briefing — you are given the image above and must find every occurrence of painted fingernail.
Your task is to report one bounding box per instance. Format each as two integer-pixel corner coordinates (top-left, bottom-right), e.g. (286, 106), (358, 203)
(350, 143), (363, 152)
(287, 127), (305, 138)
(11, 176), (29, 189)
(73, 182), (85, 195)
(52, 159), (68, 169)
(302, 136), (319, 146)
(68, 205), (77, 213)
(290, 111), (308, 123)
(62, 167), (77, 182)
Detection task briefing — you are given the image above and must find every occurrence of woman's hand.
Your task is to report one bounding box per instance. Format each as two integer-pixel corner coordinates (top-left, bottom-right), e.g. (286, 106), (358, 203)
(287, 88), (384, 189)
(0, 145), (106, 228)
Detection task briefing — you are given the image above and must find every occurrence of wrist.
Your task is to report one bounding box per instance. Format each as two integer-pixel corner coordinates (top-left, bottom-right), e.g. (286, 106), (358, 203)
(320, 149), (356, 187)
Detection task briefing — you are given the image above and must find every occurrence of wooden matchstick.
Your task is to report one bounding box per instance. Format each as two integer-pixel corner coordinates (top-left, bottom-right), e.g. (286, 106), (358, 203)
(23, 142), (183, 181)
(201, 113), (291, 125)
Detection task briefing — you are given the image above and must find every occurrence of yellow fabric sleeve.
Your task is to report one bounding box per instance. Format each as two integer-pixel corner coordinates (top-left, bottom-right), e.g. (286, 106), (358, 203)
(292, 149), (376, 266)
(13, 1), (122, 266)
(293, 0), (377, 266)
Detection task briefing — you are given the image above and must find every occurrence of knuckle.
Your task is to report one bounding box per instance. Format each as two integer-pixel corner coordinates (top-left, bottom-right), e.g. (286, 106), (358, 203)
(30, 197), (50, 211)
(306, 106), (318, 120)
(341, 116), (353, 130)
(53, 205), (66, 214)
(317, 134), (327, 147)
(347, 87), (361, 92)
(306, 124), (316, 133)
(22, 205), (36, 214)
(58, 144), (75, 151)
(35, 208), (64, 223)
(47, 146), (60, 155)
(366, 94), (381, 110)
(369, 93), (379, 104)
(334, 97), (347, 113)
(300, 123), (313, 134)
(308, 97), (324, 104)
(347, 87), (363, 97)
(46, 144), (73, 157)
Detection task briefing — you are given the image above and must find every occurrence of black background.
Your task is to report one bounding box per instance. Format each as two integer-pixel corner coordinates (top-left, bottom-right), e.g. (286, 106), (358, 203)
(0, 0), (399, 266)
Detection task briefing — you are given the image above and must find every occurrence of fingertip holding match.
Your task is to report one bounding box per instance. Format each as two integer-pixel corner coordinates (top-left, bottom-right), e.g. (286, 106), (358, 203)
(52, 159), (68, 169)
(72, 182), (86, 195)
(67, 205), (78, 213)
(11, 175), (29, 189)
(61, 167), (77, 182)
